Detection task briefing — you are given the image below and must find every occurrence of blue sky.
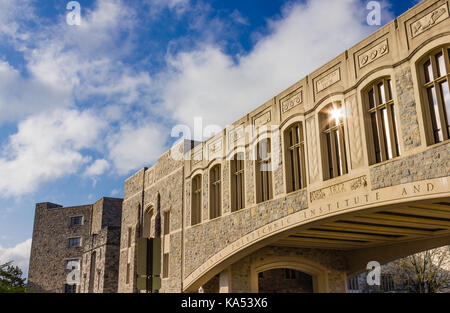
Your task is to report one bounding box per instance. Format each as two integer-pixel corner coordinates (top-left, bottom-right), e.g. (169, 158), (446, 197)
(0, 0), (421, 275)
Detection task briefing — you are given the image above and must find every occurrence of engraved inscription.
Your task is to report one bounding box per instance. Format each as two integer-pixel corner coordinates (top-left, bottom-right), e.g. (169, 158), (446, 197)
(254, 111), (271, 127)
(316, 68), (341, 93)
(309, 175), (368, 203)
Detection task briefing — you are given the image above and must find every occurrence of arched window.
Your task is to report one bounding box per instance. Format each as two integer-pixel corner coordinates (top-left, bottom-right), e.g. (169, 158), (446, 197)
(142, 206), (153, 238)
(256, 138), (273, 203)
(209, 165), (222, 219)
(191, 174), (202, 225)
(419, 46), (450, 144)
(363, 77), (400, 164)
(284, 122), (307, 192)
(319, 102), (348, 180)
(231, 152), (245, 212)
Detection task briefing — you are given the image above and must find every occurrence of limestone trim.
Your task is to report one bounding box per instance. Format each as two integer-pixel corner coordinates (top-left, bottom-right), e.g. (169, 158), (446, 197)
(183, 176), (450, 292)
(250, 256), (329, 293)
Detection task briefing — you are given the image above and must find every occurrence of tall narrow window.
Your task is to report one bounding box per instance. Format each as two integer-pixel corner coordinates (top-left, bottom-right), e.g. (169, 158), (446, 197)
(127, 227), (132, 248)
(126, 263), (130, 285)
(143, 207), (153, 238)
(420, 46), (450, 144)
(364, 77), (400, 164)
(162, 253), (169, 278)
(230, 152), (245, 212)
(209, 165), (222, 219)
(88, 251), (96, 293)
(319, 102), (348, 180)
(284, 123), (307, 192)
(191, 175), (202, 225)
(163, 211), (170, 235)
(256, 139), (273, 203)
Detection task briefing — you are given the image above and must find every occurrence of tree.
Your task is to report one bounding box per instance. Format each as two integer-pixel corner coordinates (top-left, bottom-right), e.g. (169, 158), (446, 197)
(391, 246), (450, 293)
(0, 261), (27, 293)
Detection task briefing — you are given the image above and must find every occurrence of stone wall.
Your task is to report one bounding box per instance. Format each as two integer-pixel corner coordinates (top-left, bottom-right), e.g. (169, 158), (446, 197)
(370, 141), (450, 190)
(395, 66), (422, 151)
(28, 203), (92, 293)
(184, 189), (307, 278)
(29, 198), (123, 293)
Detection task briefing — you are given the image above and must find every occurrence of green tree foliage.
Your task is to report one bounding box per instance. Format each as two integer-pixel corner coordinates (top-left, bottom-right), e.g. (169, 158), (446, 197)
(0, 261), (27, 293)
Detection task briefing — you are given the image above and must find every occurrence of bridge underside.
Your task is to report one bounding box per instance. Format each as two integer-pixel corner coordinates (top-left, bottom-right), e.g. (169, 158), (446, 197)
(195, 198), (450, 293)
(274, 199), (450, 252)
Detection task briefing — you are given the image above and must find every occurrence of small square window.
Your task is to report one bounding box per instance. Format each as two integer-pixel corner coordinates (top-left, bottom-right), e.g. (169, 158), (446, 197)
(70, 216), (83, 226)
(68, 237), (81, 247)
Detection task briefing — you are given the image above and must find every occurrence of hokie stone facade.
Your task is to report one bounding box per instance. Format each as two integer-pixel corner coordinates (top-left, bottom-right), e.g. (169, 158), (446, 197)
(28, 0), (450, 293)
(28, 198), (123, 293)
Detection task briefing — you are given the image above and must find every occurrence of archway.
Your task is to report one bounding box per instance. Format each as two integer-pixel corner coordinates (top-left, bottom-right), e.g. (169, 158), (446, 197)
(258, 268), (313, 293)
(250, 256), (329, 293)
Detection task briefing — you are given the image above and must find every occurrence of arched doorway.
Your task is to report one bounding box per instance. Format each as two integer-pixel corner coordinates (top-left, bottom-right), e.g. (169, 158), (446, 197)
(250, 256), (329, 293)
(258, 268), (313, 293)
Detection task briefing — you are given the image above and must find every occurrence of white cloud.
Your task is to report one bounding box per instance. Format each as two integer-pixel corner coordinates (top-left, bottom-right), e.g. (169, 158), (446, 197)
(108, 124), (167, 175)
(0, 60), (72, 123)
(0, 238), (32, 278)
(0, 0), (34, 42)
(145, 0), (191, 16)
(155, 0), (385, 134)
(0, 109), (105, 196)
(84, 159), (110, 177)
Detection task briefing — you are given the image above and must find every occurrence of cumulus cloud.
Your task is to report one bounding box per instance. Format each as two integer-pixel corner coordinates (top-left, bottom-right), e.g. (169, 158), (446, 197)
(108, 124), (167, 175)
(0, 239), (32, 278)
(0, 109), (105, 196)
(145, 0), (191, 16)
(84, 159), (110, 177)
(154, 0), (385, 134)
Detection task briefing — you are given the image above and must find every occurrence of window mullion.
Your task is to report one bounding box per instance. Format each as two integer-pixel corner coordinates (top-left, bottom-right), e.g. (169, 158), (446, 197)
(376, 109), (387, 161)
(300, 144), (306, 188)
(434, 80), (449, 140)
(330, 131), (338, 178)
(365, 90), (377, 164)
(338, 126), (348, 174)
(386, 103), (398, 158)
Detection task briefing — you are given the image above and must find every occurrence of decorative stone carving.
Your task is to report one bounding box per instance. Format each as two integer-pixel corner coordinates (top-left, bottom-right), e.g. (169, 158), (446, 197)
(192, 148), (203, 166)
(254, 111), (271, 127)
(310, 189), (326, 202)
(305, 117), (319, 183)
(208, 138), (223, 160)
(350, 176), (368, 191)
(345, 95), (364, 169)
(280, 90), (303, 114)
(316, 68), (341, 93)
(147, 170), (154, 186)
(309, 175), (368, 203)
(358, 39), (389, 68)
(228, 125), (244, 143)
(411, 4), (448, 38)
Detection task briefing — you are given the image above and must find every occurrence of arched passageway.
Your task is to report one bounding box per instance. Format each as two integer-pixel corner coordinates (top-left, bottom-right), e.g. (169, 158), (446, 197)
(258, 268), (313, 293)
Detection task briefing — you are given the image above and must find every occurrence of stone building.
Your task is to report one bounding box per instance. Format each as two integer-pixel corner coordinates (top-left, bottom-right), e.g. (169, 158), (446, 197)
(28, 197), (123, 293)
(118, 0), (450, 293)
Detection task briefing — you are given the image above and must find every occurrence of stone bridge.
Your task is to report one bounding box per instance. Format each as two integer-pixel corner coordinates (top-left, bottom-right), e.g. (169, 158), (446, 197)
(117, 0), (450, 293)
